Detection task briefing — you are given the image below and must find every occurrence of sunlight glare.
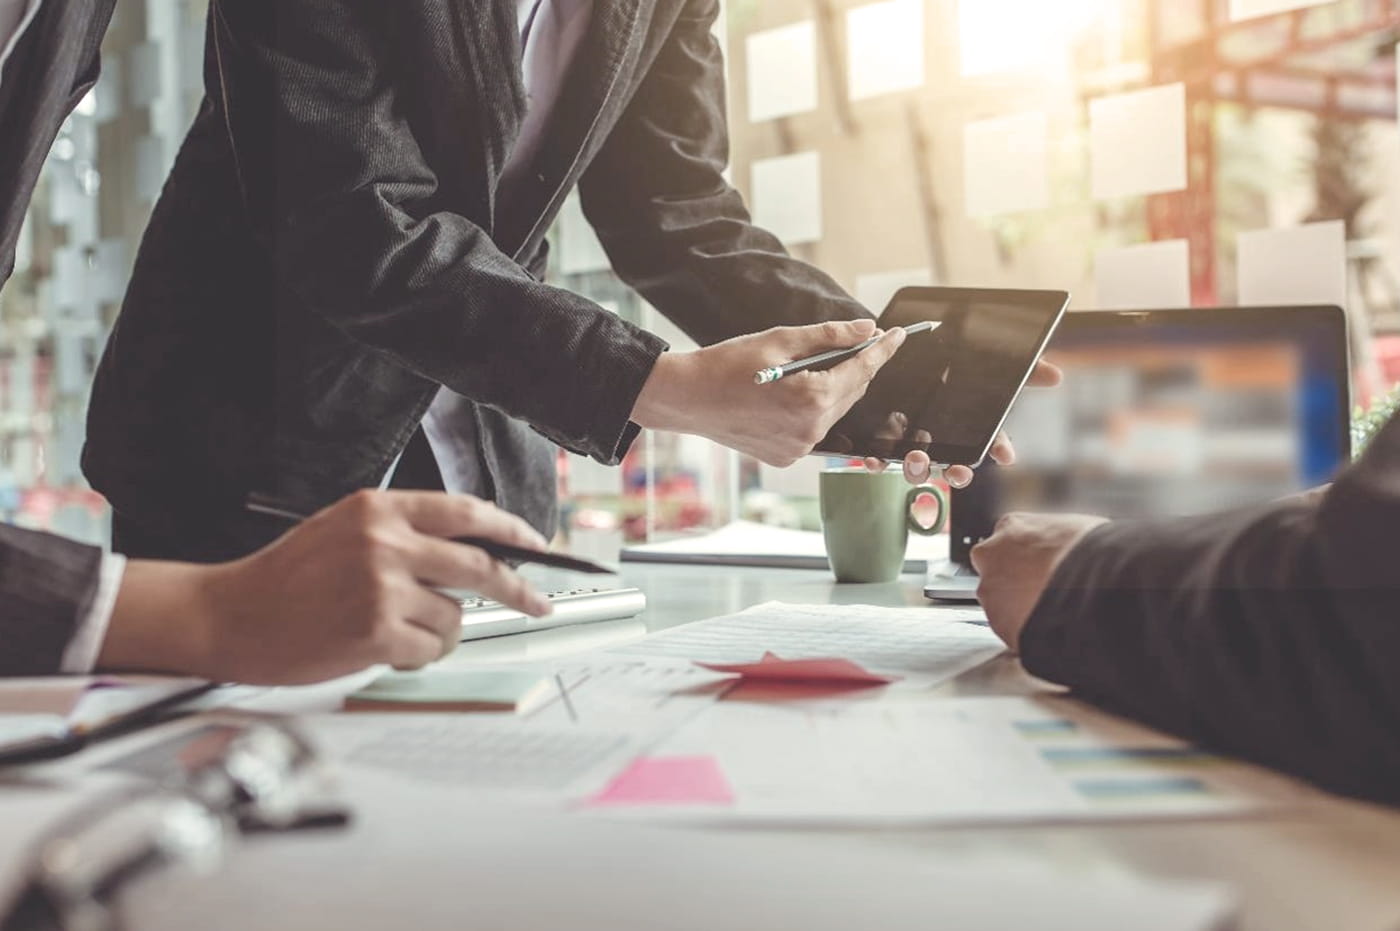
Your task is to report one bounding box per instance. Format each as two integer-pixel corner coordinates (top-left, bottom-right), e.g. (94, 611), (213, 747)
(959, 0), (1114, 77)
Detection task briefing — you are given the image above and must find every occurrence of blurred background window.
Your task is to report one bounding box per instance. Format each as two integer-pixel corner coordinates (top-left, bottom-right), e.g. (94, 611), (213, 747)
(6, 0), (1397, 553)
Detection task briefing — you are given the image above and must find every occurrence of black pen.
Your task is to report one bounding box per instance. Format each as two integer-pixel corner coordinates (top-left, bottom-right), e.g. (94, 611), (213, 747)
(753, 320), (940, 385)
(246, 495), (616, 575)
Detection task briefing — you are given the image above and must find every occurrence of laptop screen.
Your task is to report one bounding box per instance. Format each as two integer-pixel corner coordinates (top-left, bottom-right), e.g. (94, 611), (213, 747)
(949, 306), (1351, 563)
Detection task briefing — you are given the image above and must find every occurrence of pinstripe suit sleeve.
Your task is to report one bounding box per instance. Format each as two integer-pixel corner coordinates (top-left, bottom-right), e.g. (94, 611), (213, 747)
(0, 525), (103, 677)
(1019, 413), (1400, 806)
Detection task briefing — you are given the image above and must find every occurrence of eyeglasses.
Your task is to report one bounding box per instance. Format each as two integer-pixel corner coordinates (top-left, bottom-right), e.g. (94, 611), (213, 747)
(1, 717), (351, 931)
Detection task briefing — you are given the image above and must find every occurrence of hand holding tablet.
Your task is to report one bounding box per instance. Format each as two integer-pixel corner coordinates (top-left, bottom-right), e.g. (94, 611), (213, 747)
(754, 321), (942, 385)
(814, 287), (1070, 468)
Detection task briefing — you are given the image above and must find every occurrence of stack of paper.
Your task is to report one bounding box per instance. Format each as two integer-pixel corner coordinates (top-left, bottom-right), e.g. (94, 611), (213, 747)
(621, 521), (949, 571)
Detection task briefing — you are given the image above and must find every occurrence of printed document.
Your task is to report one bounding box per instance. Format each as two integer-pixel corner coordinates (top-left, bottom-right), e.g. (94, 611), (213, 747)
(588, 696), (1306, 826)
(609, 602), (1004, 689)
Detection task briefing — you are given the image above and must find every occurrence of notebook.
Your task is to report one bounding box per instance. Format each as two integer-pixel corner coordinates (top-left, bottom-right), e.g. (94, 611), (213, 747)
(621, 521), (948, 572)
(344, 669), (555, 714)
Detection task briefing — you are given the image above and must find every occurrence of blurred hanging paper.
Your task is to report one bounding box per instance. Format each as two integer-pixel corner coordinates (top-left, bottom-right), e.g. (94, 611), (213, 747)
(745, 21), (818, 122)
(1237, 221), (1347, 309)
(1090, 84), (1187, 200)
(751, 152), (823, 246)
(1228, 0), (1336, 23)
(962, 111), (1051, 218)
(1095, 240), (1191, 310)
(846, 0), (925, 101)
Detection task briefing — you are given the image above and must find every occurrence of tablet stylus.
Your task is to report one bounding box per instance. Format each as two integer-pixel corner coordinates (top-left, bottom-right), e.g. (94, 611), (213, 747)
(754, 321), (939, 385)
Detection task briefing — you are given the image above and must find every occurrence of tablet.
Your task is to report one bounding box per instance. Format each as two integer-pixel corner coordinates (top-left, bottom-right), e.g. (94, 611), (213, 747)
(814, 287), (1070, 467)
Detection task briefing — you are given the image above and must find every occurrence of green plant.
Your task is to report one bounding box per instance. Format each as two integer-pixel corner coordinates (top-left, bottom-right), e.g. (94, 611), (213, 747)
(1352, 385), (1400, 459)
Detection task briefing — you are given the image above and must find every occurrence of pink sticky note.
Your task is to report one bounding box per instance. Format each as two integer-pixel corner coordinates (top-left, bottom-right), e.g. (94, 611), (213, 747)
(696, 652), (896, 687)
(587, 756), (735, 808)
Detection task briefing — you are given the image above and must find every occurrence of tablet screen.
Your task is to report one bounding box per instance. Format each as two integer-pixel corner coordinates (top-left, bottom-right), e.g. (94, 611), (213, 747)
(814, 287), (1069, 466)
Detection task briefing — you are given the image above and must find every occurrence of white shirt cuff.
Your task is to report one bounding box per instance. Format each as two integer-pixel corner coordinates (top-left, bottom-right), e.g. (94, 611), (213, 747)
(59, 552), (128, 674)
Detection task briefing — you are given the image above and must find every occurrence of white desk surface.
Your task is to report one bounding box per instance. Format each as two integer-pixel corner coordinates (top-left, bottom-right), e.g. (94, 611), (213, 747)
(5, 563), (1400, 931)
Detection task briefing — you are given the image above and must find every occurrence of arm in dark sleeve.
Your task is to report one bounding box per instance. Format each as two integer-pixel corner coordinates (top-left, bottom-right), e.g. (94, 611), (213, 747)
(214, 1), (665, 464)
(1020, 415), (1400, 805)
(576, 0), (868, 347)
(0, 526), (102, 677)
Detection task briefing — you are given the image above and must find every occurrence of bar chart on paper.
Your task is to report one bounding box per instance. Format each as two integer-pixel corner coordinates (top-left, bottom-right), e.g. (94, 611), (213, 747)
(583, 697), (1306, 826)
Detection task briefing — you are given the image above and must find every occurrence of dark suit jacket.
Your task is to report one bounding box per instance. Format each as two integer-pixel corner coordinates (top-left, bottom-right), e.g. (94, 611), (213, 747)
(1022, 412), (1400, 807)
(0, 0), (114, 281)
(83, 0), (866, 561)
(0, 0), (114, 675)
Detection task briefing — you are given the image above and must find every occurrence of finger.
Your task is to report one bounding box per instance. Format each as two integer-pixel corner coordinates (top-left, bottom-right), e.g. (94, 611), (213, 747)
(826, 327), (906, 397)
(1028, 360), (1063, 387)
(385, 623), (449, 672)
(969, 540), (995, 575)
(387, 492), (549, 550)
(864, 458), (886, 473)
(988, 431), (1016, 466)
(402, 587), (468, 660)
(903, 451), (932, 484)
(945, 465), (974, 488)
(404, 584), (466, 640)
(777, 318), (877, 353)
(410, 536), (552, 618)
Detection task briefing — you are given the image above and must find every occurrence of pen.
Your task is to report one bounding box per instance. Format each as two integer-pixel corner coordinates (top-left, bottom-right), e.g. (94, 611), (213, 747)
(554, 673), (579, 724)
(754, 320), (940, 385)
(245, 494), (617, 575)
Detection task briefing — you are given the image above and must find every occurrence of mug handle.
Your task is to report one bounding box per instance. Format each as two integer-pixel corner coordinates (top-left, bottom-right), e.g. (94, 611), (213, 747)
(905, 484), (948, 537)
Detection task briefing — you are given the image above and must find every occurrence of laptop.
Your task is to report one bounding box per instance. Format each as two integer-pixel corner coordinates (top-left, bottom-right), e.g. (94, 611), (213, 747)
(927, 305), (1352, 601)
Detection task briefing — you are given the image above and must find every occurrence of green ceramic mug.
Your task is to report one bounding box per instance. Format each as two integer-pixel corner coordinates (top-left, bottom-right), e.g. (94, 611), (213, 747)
(819, 468), (948, 584)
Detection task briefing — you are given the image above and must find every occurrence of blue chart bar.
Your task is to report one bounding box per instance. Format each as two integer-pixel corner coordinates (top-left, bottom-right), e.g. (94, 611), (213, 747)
(1074, 777), (1212, 801)
(1040, 747), (1217, 769)
(1012, 719), (1079, 738)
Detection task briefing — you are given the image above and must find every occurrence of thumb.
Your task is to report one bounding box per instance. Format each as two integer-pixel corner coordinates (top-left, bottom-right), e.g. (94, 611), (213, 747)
(780, 318), (878, 353)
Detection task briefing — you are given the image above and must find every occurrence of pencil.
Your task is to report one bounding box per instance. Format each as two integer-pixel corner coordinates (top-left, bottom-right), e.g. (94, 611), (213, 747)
(245, 495), (617, 575)
(754, 320), (939, 385)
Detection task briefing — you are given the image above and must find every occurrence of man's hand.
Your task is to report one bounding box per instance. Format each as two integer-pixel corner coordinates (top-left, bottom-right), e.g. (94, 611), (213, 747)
(970, 512), (1108, 651)
(99, 491), (554, 685)
(632, 319), (906, 467)
(864, 359), (1064, 488)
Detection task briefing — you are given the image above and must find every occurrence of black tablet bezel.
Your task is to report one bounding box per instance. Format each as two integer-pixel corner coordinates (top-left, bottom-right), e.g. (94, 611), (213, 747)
(812, 286), (1071, 467)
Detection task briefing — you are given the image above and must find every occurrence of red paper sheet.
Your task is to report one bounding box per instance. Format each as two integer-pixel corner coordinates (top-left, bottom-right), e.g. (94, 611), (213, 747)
(586, 756), (735, 807)
(696, 652), (897, 686)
